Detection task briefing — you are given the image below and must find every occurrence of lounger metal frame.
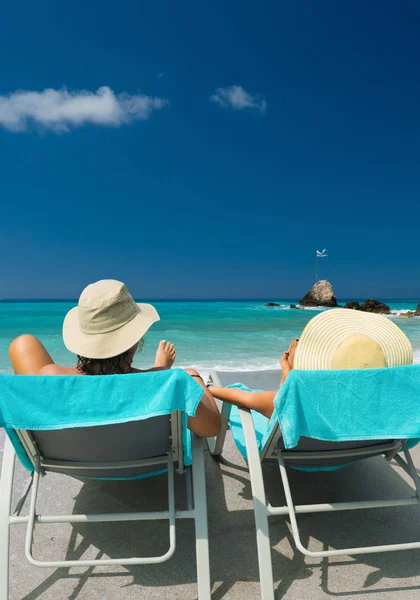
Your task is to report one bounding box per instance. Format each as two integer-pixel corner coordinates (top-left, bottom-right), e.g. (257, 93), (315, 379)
(208, 371), (420, 600)
(0, 411), (211, 600)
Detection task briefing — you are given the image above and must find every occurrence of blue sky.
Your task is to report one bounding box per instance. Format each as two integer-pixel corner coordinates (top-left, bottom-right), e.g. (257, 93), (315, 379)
(1, 1), (419, 299)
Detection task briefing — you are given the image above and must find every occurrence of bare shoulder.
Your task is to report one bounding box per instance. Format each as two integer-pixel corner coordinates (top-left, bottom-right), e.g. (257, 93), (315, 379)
(39, 364), (80, 375)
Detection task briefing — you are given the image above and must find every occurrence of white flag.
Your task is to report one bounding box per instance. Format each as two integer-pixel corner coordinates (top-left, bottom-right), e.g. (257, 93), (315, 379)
(316, 249), (328, 257)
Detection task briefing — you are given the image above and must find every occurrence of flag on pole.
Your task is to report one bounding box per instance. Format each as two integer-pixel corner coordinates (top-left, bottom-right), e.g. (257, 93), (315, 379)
(316, 249), (328, 258)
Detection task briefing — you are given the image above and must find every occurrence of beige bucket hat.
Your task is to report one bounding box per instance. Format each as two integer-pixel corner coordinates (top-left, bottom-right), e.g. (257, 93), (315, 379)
(294, 308), (413, 370)
(63, 280), (160, 359)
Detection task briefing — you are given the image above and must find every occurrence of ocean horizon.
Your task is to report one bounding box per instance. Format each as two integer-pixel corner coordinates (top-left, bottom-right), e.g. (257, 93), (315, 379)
(1, 298), (420, 303)
(1, 299), (419, 376)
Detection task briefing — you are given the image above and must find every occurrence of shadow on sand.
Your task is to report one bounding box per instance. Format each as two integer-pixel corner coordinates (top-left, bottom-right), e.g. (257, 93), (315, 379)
(21, 447), (420, 599)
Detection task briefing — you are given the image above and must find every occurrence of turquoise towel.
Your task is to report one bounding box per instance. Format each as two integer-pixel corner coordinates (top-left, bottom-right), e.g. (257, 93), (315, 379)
(228, 385), (352, 472)
(226, 384), (277, 459)
(0, 369), (203, 471)
(275, 365), (420, 449)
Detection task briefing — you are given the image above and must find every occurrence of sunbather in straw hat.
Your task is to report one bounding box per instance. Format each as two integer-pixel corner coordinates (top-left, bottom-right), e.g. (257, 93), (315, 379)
(8, 279), (221, 438)
(209, 308), (413, 419)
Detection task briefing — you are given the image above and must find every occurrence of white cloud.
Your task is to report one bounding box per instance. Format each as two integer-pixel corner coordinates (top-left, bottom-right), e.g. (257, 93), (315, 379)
(210, 85), (266, 113)
(0, 86), (168, 133)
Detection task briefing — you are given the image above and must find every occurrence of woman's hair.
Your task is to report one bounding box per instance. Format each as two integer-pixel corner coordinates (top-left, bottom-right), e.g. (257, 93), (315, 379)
(77, 339), (144, 376)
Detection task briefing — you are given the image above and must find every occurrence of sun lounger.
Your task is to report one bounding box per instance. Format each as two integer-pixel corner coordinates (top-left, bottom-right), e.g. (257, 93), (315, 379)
(0, 369), (212, 600)
(208, 367), (420, 600)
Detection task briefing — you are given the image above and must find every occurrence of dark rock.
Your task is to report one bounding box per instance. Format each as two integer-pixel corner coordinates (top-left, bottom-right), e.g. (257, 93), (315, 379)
(344, 301), (360, 310)
(265, 302), (280, 307)
(290, 304), (303, 310)
(300, 280), (338, 307)
(357, 299), (391, 314)
(400, 303), (420, 318)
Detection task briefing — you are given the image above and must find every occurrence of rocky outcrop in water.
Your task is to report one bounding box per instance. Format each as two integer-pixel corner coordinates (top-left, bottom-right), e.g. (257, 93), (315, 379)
(344, 301), (360, 310)
(400, 302), (420, 318)
(357, 299), (391, 314)
(265, 302), (280, 307)
(290, 304), (303, 310)
(300, 280), (338, 307)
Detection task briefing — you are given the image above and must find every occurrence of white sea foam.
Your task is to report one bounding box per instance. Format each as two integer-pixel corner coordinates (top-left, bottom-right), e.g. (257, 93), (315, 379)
(262, 305), (417, 316)
(178, 361), (280, 372)
(258, 304), (420, 319)
(389, 310), (420, 318)
(181, 350), (420, 380)
(252, 303), (329, 311)
(177, 361), (281, 383)
(251, 304), (292, 310)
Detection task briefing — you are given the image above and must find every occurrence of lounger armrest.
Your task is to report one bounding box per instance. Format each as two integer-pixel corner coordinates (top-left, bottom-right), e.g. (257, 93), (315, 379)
(207, 401), (232, 456)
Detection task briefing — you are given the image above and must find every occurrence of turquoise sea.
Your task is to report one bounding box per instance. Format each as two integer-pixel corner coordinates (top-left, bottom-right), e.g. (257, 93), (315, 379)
(0, 300), (419, 377)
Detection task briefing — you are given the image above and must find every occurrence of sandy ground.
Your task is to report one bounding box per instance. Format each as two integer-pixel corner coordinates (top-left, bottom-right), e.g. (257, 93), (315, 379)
(1, 426), (420, 599)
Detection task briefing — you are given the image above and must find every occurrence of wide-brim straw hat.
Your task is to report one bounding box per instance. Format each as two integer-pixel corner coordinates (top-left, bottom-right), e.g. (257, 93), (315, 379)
(63, 280), (160, 359)
(294, 308), (413, 370)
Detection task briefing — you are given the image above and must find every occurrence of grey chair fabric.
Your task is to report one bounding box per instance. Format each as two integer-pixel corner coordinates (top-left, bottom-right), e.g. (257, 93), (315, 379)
(277, 436), (394, 467)
(31, 416), (171, 478)
(212, 369), (281, 390)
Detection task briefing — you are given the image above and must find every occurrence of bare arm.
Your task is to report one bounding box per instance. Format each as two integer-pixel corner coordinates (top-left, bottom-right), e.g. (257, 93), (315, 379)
(209, 386), (277, 419)
(184, 369), (222, 437)
(207, 341), (298, 419)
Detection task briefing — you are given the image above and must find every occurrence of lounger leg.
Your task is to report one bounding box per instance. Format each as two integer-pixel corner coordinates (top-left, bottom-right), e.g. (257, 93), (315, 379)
(207, 401), (232, 456)
(401, 442), (420, 498)
(192, 435), (211, 600)
(0, 437), (16, 600)
(239, 408), (275, 600)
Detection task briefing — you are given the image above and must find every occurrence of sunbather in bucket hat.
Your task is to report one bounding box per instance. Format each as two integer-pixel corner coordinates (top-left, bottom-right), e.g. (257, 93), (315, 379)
(208, 308), (413, 419)
(8, 279), (221, 438)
